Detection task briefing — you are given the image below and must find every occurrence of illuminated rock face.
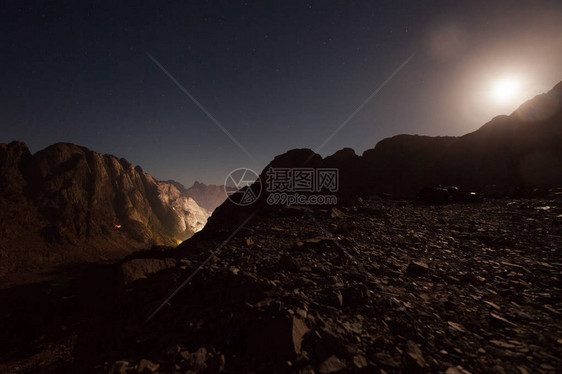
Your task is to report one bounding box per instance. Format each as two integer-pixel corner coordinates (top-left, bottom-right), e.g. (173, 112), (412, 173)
(183, 181), (229, 212)
(156, 181), (210, 235)
(0, 142), (209, 274)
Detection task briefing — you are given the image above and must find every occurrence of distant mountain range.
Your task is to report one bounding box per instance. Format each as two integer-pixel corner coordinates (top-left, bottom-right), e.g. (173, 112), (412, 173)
(2, 81), (560, 274)
(199, 81), (562, 236)
(167, 180), (229, 212)
(0, 143), (223, 276)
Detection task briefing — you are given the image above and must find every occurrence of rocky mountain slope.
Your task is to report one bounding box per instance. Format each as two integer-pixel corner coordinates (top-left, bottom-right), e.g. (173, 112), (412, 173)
(0, 142), (210, 276)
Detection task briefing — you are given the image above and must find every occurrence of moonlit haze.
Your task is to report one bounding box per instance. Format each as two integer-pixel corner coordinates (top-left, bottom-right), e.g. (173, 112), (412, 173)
(1, 1), (561, 186)
(491, 77), (522, 104)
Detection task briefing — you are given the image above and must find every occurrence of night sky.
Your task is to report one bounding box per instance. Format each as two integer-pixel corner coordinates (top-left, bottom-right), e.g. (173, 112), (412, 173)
(1, 1), (561, 186)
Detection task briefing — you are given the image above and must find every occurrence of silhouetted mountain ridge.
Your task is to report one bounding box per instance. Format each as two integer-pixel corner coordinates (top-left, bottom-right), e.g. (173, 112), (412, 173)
(195, 81), (562, 238)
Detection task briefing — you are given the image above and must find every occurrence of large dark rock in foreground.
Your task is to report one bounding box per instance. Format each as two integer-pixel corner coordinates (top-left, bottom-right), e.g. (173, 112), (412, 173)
(0, 142), (209, 276)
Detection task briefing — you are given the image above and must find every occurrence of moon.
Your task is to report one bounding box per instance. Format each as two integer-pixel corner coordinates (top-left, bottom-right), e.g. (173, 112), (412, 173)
(491, 77), (521, 104)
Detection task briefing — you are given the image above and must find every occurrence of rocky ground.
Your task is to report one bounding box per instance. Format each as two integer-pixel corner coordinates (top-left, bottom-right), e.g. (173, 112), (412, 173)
(1, 196), (562, 373)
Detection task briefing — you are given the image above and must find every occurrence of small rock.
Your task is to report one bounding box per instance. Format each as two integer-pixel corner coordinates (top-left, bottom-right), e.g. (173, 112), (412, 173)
(374, 352), (400, 368)
(447, 321), (467, 333)
(330, 207), (344, 219)
(483, 300), (501, 311)
(327, 290), (344, 308)
(405, 340), (427, 370)
(299, 365), (316, 374)
(137, 358), (160, 373)
(407, 260), (429, 275)
(318, 355), (346, 374)
(178, 258), (192, 267)
(490, 313), (517, 326)
(297, 308), (308, 319)
(179, 350), (191, 360)
(110, 361), (130, 374)
(489, 340), (516, 349)
(191, 347), (208, 371)
(445, 366), (472, 374)
(352, 355), (367, 369)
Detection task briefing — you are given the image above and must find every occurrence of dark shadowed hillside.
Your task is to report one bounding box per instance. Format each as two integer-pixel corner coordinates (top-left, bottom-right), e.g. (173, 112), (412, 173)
(361, 135), (458, 196)
(362, 81), (562, 196)
(194, 81), (562, 239)
(431, 82), (562, 190)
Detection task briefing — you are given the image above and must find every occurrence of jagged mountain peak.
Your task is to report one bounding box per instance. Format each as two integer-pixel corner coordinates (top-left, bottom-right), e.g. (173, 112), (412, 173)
(268, 148), (323, 168)
(191, 180), (207, 188)
(326, 147), (359, 161)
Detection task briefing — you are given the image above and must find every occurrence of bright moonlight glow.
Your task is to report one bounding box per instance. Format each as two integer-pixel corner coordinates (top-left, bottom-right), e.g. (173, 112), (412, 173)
(491, 77), (521, 103)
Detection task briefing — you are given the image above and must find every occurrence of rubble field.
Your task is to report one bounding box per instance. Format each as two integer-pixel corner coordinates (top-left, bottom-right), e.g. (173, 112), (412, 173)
(1, 197), (561, 374)
(93, 197), (562, 373)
